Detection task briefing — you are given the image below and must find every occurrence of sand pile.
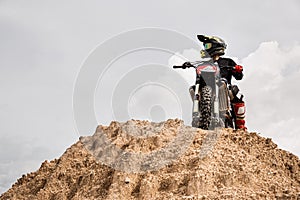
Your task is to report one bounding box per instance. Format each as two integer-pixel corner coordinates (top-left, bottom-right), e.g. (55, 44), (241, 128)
(1, 119), (299, 199)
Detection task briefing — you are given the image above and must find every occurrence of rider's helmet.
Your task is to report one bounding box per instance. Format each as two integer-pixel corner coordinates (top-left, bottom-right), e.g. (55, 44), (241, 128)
(197, 35), (227, 57)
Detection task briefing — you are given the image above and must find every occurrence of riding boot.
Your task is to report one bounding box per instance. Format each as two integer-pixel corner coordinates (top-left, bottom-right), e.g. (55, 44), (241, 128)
(232, 102), (247, 130)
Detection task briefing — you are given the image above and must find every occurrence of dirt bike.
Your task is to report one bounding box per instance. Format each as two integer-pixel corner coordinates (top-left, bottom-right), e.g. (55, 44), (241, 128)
(173, 57), (236, 130)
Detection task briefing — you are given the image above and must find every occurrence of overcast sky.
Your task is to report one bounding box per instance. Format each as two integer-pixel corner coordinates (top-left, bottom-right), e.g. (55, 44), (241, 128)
(1, 0), (300, 194)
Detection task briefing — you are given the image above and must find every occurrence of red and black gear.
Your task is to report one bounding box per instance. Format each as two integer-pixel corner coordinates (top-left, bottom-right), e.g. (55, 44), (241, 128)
(217, 57), (243, 84)
(233, 65), (243, 73)
(216, 57), (247, 130)
(233, 102), (247, 130)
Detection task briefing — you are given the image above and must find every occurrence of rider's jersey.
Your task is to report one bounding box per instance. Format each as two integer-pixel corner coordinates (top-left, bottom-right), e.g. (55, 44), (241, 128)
(217, 57), (243, 84)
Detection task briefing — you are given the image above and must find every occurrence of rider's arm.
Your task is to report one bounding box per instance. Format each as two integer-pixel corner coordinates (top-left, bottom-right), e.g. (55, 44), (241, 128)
(227, 58), (244, 80)
(217, 57), (244, 80)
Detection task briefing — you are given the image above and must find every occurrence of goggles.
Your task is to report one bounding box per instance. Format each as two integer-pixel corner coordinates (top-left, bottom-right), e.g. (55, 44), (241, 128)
(204, 43), (212, 49)
(204, 42), (227, 50)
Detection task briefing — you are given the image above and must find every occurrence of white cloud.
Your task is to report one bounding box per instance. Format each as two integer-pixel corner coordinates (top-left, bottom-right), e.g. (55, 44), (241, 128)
(240, 41), (300, 155)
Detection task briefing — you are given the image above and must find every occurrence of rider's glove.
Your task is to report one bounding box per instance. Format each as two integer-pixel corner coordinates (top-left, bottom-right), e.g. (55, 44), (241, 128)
(183, 62), (192, 68)
(233, 65), (243, 73)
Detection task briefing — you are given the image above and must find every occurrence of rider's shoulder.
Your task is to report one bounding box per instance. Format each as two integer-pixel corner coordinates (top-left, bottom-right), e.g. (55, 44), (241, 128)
(218, 57), (237, 66)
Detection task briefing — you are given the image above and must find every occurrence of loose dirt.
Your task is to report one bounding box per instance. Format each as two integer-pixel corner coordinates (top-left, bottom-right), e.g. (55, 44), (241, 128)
(1, 119), (299, 199)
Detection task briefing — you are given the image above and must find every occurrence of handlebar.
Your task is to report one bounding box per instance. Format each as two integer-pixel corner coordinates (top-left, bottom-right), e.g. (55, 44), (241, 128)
(173, 62), (194, 69)
(173, 61), (239, 71)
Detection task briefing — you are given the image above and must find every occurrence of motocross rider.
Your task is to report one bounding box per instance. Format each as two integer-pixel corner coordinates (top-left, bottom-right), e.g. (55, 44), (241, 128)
(187, 35), (247, 130)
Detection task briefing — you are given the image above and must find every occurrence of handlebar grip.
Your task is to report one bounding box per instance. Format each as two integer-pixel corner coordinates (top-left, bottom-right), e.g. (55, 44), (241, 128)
(173, 65), (183, 69)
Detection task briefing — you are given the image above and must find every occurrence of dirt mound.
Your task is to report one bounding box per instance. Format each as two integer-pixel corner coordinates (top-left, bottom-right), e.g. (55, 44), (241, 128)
(1, 119), (299, 199)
